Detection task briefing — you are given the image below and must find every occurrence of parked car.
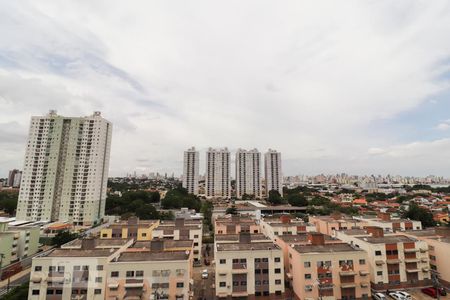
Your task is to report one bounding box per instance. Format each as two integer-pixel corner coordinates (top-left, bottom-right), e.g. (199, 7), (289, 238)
(373, 292), (387, 300)
(389, 292), (405, 300)
(396, 291), (411, 300)
(201, 269), (208, 279)
(422, 287), (438, 298)
(438, 287), (447, 296)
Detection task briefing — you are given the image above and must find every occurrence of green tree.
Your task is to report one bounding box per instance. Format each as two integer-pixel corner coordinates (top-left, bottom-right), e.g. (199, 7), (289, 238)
(267, 190), (285, 205)
(201, 201), (214, 230)
(402, 203), (436, 228)
(226, 205), (238, 215)
(286, 193), (308, 207)
(309, 196), (330, 206)
(52, 230), (79, 246)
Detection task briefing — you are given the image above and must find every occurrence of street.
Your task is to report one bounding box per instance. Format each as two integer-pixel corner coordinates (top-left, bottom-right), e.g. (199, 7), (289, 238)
(193, 244), (215, 300)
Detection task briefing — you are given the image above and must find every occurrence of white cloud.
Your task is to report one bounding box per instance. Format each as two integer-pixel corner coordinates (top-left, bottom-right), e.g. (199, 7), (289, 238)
(435, 119), (450, 130)
(1, 1), (450, 176)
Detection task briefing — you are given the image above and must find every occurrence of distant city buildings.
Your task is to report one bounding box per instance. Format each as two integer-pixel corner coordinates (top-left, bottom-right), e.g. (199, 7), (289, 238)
(182, 147), (199, 195)
(265, 149), (283, 197)
(235, 148), (262, 199)
(7, 169), (22, 188)
(16, 110), (112, 226)
(205, 147), (231, 199)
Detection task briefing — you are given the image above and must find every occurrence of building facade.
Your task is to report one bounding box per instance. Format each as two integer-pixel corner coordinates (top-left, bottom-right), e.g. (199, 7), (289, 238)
(182, 147), (199, 195)
(7, 169), (22, 187)
(235, 149), (262, 199)
(16, 110), (112, 226)
(264, 149), (283, 197)
(205, 148), (231, 199)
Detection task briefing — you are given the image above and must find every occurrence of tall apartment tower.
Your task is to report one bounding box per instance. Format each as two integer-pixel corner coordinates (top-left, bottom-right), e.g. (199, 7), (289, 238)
(235, 148), (262, 199)
(182, 147), (199, 195)
(205, 148), (231, 199)
(264, 149), (283, 197)
(16, 110), (112, 225)
(7, 169), (20, 187)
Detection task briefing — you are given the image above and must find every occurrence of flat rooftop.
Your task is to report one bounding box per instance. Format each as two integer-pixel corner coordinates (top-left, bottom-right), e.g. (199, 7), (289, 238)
(132, 240), (193, 249)
(294, 243), (363, 254)
(116, 251), (190, 262)
(46, 248), (116, 258)
(62, 238), (129, 249)
(215, 234), (269, 242)
(216, 241), (280, 251)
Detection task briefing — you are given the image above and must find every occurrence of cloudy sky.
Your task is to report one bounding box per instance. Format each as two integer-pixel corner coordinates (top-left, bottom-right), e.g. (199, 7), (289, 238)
(1, 1), (450, 177)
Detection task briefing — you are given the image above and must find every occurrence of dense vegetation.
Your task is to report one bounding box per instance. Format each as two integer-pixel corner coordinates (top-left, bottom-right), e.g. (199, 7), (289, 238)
(201, 200), (213, 231)
(402, 202), (436, 228)
(161, 188), (201, 211)
(52, 230), (79, 246)
(2, 282), (29, 300)
(106, 190), (172, 220)
(0, 191), (18, 215)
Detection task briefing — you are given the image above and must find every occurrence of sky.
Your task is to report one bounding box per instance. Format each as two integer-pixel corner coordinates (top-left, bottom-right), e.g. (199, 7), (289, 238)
(0, 0), (450, 177)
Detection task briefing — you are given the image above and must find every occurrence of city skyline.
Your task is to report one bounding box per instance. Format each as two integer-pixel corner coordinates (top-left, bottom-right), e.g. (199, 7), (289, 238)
(1, 2), (450, 177)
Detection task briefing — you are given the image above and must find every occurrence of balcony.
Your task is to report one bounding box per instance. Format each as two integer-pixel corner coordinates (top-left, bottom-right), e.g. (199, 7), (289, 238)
(422, 267), (430, 272)
(406, 268), (420, 273)
(231, 291), (248, 297)
(375, 260), (385, 266)
(404, 248), (418, 253)
(360, 282), (369, 288)
(404, 258), (420, 263)
(124, 279), (144, 288)
(339, 271), (356, 276)
(386, 259), (400, 264)
(341, 283), (357, 289)
(359, 270), (370, 276)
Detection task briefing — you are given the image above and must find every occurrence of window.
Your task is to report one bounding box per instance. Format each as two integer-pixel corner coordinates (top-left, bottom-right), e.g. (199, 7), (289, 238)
(305, 274), (312, 279)
(82, 266), (89, 271)
(74, 266), (81, 271)
(126, 271), (134, 277)
(194, 234), (199, 238)
(111, 271), (119, 277)
(55, 290), (63, 295)
(97, 265), (103, 271)
(152, 270), (161, 277)
(262, 269), (268, 274)
(275, 279), (281, 285)
(219, 282), (226, 287)
(255, 258), (261, 263)
(34, 266), (42, 271)
(57, 266), (65, 273)
(141, 233), (147, 237)
(240, 259), (246, 263)
(47, 289), (54, 295)
(176, 282), (184, 288)
(359, 259), (366, 265)
(233, 281), (239, 286)
(232, 259), (239, 263)
(49, 266), (56, 272)
(161, 270), (170, 277)
(102, 233), (107, 237)
(274, 257), (281, 262)
(262, 258), (269, 262)
(377, 271), (383, 276)
(32, 290), (40, 295)
(255, 280), (261, 286)
(220, 259), (226, 264)
(194, 242), (198, 246)
(375, 250), (382, 256)
(95, 277), (102, 283)
(94, 289), (101, 295)
(136, 270), (144, 277)
(304, 262), (311, 268)
(276, 291), (282, 295)
(275, 268), (281, 274)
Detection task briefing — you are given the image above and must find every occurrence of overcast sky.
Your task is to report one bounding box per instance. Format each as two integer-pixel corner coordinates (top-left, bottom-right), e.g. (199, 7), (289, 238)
(1, 1), (450, 177)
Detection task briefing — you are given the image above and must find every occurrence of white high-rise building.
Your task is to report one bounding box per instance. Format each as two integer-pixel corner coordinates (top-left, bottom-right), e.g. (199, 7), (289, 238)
(264, 149), (283, 197)
(205, 148), (231, 199)
(235, 148), (262, 199)
(16, 110), (112, 225)
(182, 147), (199, 195)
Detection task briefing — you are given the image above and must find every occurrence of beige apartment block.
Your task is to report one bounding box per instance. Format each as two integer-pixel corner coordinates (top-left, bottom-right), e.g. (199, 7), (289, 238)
(215, 233), (285, 299)
(182, 147), (200, 195)
(99, 217), (160, 240)
(28, 238), (132, 300)
(152, 218), (203, 262)
(275, 233), (345, 274)
(402, 227), (450, 288)
(235, 149), (263, 199)
(205, 148), (231, 199)
(309, 213), (368, 236)
(354, 212), (422, 232)
(106, 240), (193, 300)
(259, 215), (315, 241)
(0, 219), (40, 267)
(336, 226), (431, 291)
(286, 233), (371, 300)
(264, 149), (283, 197)
(215, 215), (260, 235)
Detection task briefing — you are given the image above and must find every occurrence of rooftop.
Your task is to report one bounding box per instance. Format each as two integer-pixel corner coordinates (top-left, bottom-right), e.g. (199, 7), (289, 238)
(293, 243), (363, 254)
(116, 250), (190, 262)
(216, 241), (280, 251)
(46, 248), (116, 258)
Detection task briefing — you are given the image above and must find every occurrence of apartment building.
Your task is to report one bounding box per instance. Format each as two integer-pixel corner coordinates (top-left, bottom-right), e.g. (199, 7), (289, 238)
(235, 149), (262, 199)
(152, 218), (203, 262)
(0, 219), (40, 267)
(264, 149), (283, 197)
(354, 212), (422, 232)
(106, 239), (193, 300)
(215, 233), (285, 299)
(182, 147), (199, 195)
(336, 226), (431, 291)
(259, 215), (315, 241)
(402, 227), (450, 288)
(286, 233), (371, 300)
(205, 148), (231, 199)
(309, 213), (368, 236)
(28, 238), (132, 300)
(215, 215), (260, 235)
(7, 169), (22, 188)
(275, 233), (344, 273)
(16, 110), (112, 226)
(99, 217), (160, 240)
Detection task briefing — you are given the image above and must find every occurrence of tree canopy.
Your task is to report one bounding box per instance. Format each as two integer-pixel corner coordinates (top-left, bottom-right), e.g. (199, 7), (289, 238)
(161, 188), (201, 211)
(402, 203), (436, 228)
(267, 190), (285, 205)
